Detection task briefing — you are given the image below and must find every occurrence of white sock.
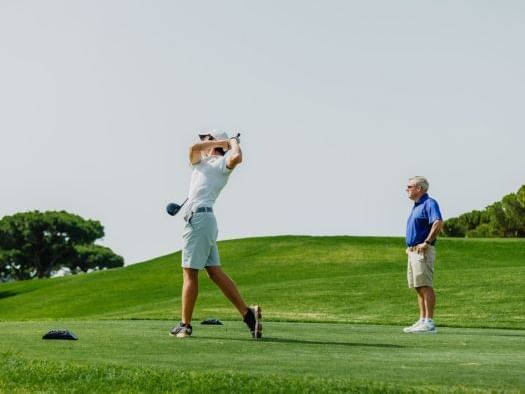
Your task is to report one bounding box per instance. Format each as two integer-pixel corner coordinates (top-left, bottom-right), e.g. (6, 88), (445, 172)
(426, 318), (434, 324)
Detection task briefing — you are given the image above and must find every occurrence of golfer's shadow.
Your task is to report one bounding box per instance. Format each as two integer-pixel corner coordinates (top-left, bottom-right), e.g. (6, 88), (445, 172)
(198, 336), (403, 348)
(262, 337), (403, 348)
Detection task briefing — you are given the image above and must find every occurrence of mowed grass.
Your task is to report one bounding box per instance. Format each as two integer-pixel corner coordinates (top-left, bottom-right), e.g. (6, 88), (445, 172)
(1, 320), (524, 393)
(0, 236), (524, 328)
(1, 236), (524, 392)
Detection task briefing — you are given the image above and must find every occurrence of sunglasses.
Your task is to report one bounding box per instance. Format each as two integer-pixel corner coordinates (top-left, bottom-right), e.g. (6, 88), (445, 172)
(199, 134), (215, 141)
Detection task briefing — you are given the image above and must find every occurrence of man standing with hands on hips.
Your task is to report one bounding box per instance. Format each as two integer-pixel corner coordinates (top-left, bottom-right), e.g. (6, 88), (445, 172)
(404, 176), (443, 334)
(170, 130), (262, 339)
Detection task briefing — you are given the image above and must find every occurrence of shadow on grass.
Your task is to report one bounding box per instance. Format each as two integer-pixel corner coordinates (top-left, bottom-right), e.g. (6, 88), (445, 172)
(481, 332), (525, 338)
(197, 335), (404, 348)
(0, 291), (19, 300)
(443, 328), (525, 337)
(263, 337), (404, 348)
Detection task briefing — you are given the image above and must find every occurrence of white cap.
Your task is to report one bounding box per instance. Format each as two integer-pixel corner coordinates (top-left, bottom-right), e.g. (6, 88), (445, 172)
(198, 129), (229, 141)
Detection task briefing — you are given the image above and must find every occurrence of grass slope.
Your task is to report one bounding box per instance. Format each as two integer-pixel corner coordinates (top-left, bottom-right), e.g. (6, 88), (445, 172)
(1, 236), (524, 328)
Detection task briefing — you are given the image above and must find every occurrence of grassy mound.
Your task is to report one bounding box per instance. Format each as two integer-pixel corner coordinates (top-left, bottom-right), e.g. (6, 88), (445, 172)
(0, 236), (525, 328)
(1, 236), (524, 328)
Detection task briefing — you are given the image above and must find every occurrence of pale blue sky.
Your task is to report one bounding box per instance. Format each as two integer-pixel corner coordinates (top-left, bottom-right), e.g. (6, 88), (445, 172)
(1, 1), (524, 264)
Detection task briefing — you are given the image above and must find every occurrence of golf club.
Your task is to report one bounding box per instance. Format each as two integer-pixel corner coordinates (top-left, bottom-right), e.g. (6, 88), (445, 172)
(166, 197), (188, 216)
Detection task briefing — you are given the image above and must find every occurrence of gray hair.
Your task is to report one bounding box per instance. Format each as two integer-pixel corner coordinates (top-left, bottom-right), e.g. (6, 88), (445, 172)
(409, 176), (429, 192)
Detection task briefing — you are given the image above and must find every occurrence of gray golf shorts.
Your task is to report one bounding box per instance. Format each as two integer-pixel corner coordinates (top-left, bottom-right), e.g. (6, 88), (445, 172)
(182, 212), (220, 270)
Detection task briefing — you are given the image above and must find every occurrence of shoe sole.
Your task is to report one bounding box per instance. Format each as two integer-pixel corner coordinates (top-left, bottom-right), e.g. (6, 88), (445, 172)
(169, 330), (191, 338)
(410, 329), (437, 334)
(252, 305), (262, 339)
(168, 333), (191, 338)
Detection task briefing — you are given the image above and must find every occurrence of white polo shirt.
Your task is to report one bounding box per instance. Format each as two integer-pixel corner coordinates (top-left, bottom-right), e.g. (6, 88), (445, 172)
(185, 155), (232, 214)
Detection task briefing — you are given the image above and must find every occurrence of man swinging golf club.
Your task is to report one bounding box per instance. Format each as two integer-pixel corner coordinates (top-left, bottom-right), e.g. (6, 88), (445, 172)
(170, 130), (262, 339)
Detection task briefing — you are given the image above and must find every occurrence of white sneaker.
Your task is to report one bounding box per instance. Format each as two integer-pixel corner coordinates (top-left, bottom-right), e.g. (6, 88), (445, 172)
(403, 320), (424, 333)
(411, 321), (437, 334)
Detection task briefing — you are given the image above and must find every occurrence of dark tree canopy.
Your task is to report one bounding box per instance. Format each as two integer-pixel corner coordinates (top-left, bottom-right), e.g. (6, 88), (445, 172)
(0, 211), (124, 281)
(442, 185), (525, 238)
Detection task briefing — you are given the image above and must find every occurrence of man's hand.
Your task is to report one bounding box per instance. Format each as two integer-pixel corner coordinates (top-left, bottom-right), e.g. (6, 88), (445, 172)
(415, 242), (429, 254)
(230, 133), (241, 144)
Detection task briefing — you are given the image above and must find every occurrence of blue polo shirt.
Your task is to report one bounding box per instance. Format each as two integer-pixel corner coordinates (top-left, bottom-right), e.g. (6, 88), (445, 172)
(406, 193), (443, 247)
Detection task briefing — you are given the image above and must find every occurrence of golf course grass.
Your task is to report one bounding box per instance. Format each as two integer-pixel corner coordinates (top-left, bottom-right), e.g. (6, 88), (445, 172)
(1, 320), (524, 393)
(1, 236), (524, 392)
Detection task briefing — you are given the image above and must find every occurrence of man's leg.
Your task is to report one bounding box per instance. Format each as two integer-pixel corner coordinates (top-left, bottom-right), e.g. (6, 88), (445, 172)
(181, 268), (200, 324)
(402, 286), (437, 334)
(416, 287), (427, 319)
(417, 286), (435, 319)
(419, 247), (436, 320)
(206, 266), (262, 338)
(205, 266), (248, 315)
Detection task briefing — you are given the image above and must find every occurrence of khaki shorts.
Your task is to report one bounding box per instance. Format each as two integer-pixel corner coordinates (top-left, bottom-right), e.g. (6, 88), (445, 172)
(182, 212), (221, 270)
(407, 246), (435, 288)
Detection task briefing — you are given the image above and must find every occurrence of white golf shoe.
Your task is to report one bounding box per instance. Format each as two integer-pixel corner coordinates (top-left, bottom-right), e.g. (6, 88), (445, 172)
(403, 320), (424, 333)
(410, 321), (437, 334)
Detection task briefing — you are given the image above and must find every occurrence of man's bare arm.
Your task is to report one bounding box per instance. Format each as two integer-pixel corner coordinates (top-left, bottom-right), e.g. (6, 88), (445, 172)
(226, 138), (242, 170)
(189, 140), (230, 165)
(415, 220), (443, 252)
(425, 220), (443, 243)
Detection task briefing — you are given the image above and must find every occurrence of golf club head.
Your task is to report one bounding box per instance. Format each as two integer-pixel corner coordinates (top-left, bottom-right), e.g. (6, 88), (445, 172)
(166, 202), (182, 216)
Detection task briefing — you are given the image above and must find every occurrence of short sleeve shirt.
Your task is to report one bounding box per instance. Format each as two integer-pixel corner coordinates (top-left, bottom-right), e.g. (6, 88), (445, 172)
(185, 155), (232, 214)
(406, 194), (443, 247)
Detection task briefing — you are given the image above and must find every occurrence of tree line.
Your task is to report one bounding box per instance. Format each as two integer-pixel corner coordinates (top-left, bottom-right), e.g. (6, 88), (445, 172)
(0, 211), (123, 282)
(442, 184), (525, 238)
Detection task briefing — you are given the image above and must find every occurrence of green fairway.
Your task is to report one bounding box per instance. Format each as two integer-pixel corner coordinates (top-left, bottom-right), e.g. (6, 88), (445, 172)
(1, 320), (524, 393)
(1, 236), (524, 392)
